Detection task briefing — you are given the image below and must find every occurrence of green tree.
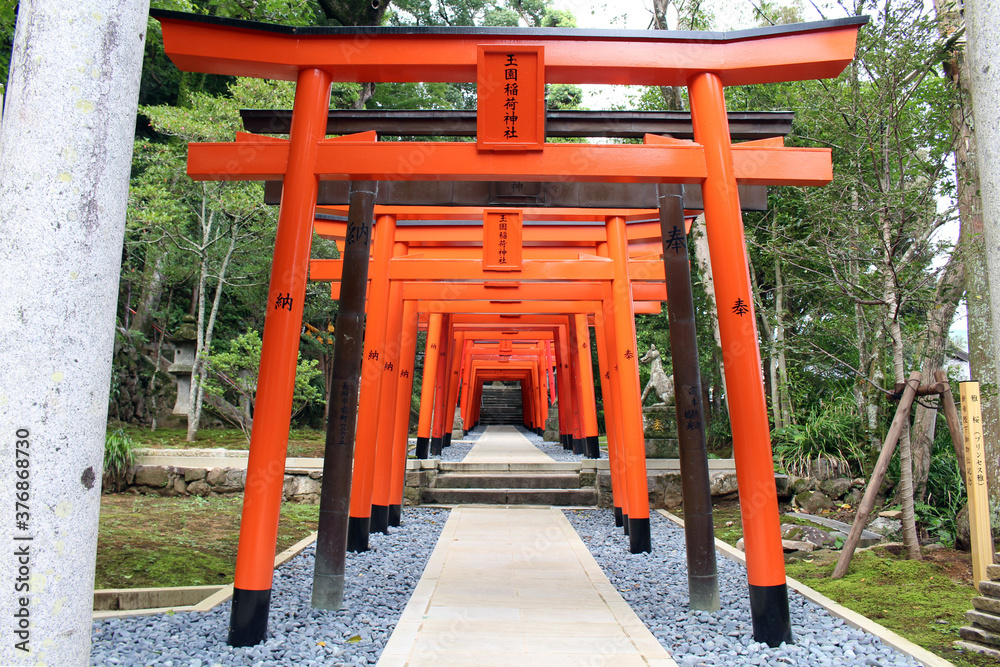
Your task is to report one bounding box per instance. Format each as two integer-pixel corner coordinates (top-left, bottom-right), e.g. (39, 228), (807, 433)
(204, 330), (322, 440)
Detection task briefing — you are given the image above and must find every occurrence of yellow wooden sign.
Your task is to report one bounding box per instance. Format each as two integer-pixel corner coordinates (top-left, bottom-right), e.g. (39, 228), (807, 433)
(959, 381), (994, 591)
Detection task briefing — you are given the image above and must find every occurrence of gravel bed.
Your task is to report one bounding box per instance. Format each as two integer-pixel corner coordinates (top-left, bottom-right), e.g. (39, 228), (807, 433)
(429, 425), (483, 462)
(518, 425), (602, 462)
(564, 509), (922, 667)
(91, 508), (450, 667)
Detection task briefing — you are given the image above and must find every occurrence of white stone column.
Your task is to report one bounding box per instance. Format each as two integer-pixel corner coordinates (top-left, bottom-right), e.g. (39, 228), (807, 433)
(0, 2), (149, 664)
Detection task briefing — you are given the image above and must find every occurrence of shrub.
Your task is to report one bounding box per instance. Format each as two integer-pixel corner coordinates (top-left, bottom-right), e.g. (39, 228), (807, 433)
(772, 395), (867, 478)
(103, 428), (137, 492)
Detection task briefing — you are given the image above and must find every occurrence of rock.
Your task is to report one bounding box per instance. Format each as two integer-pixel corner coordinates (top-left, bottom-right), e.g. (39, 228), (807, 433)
(956, 504), (971, 551)
(308, 470), (323, 480)
(789, 476), (817, 495)
(283, 475), (321, 503)
(878, 510), (902, 519)
(133, 466), (169, 488)
(795, 490), (834, 514)
(206, 467), (245, 493)
(709, 472), (739, 497)
(843, 488), (864, 506)
(206, 467), (227, 486)
(184, 468), (207, 482)
(735, 537), (745, 551)
(781, 523), (834, 548)
(186, 480), (210, 496)
(867, 517), (902, 540)
(819, 478), (853, 500)
(782, 539), (816, 552)
(173, 478), (187, 494)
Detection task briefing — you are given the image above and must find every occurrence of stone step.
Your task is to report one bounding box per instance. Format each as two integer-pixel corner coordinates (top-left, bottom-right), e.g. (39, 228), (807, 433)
(966, 609), (1000, 634)
(438, 462), (582, 473)
(959, 623), (1000, 648)
(981, 581), (1000, 599)
(433, 473), (582, 490)
(421, 488), (597, 506)
(953, 640), (1000, 660)
(988, 563), (1000, 582)
(974, 596), (1000, 615)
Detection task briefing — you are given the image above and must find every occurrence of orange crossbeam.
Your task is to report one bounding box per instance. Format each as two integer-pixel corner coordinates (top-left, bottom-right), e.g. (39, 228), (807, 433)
(156, 11), (864, 88)
(187, 139), (831, 186)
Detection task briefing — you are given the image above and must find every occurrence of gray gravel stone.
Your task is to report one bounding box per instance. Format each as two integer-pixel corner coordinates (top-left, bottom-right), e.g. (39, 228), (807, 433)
(563, 509), (922, 667)
(90, 508), (450, 666)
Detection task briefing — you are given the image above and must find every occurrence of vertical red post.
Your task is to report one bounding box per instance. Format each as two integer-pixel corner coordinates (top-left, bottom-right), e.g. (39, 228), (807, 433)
(371, 247), (406, 533)
(229, 67), (331, 646)
(606, 215), (651, 553)
(415, 313), (443, 458)
(443, 331), (467, 443)
(430, 316), (452, 454)
(554, 324), (573, 449)
(389, 298), (420, 526)
(567, 315), (585, 454)
(575, 313), (600, 458)
(689, 71), (791, 646)
(593, 304), (625, 526)
(346, 214), (396, 551)
(598, 271), (631, 532)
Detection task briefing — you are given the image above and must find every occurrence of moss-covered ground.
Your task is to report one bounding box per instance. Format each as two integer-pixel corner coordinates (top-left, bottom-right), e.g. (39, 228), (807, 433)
(687, 502), (993, 666)
(96, 494), (318, 589)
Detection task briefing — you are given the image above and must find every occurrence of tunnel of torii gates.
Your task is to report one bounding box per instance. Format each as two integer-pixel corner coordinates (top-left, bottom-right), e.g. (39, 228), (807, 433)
(153, 8), (866, 650)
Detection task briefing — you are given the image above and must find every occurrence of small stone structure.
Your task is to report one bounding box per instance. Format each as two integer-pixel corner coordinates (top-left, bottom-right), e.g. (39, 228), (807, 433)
(642, 404), (678, 458)
(167, 315), (198, 416)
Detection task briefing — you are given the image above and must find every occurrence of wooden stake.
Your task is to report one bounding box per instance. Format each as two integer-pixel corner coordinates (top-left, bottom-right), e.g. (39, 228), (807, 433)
(832, 371), (921, 579)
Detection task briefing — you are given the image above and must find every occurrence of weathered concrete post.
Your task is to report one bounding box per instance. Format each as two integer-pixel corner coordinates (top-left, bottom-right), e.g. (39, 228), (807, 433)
(0, 2), (149, 664)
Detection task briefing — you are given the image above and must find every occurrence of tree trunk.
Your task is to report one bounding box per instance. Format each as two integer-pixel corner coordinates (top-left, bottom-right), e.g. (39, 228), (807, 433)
(911, 255), (965, 498)
(129, 248), (166, 335)
(944, 0), (1000, 522)
(0, 2), (148, 663)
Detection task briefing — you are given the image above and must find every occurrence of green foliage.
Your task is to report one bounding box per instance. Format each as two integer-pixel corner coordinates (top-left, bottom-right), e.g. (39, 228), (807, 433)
(103, 429), (137, 492)
(0, 1), (15, 90)
(204, 330), (323, 435)
(771, 394), (868, 477)
(916, 418), (967, 546)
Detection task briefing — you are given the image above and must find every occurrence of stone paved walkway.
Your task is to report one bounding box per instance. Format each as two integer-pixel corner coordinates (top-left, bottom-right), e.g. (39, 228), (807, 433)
(377, 426), (677, 666)
(462, 424), (555, 463)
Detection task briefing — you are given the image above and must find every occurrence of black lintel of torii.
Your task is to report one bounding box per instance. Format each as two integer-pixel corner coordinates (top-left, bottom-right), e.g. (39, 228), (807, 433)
(246, 109), (792, 212)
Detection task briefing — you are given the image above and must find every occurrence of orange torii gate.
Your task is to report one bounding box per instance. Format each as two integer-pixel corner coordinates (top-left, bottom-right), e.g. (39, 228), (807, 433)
(313, 250), (666, 540)
(154, 9), (865, 648)
(311, 217), (672, 521)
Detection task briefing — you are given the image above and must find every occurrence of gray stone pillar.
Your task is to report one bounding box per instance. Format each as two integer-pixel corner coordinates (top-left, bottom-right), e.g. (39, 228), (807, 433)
(0, 2), (149, 664)
(168, 315), (198, 416)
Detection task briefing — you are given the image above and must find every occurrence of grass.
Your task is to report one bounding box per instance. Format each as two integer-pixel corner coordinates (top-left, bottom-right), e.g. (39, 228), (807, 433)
(96, 494), (318, 589)
(116, 424), (327, 458)
(682, 501), (993, 667)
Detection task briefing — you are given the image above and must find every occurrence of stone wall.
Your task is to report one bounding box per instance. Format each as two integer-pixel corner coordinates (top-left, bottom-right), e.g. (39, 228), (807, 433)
(123, 464), (324, 504)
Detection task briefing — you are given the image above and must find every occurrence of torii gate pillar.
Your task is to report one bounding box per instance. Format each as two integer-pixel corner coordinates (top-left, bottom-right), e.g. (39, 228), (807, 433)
(690, 72), (792, 645)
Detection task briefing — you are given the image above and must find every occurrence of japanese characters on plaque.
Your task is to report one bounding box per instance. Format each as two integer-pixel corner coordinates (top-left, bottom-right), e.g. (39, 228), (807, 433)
(483, 209), (523, 271)
(477, 46), (545, 151)
(959, 382), (989, 490)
